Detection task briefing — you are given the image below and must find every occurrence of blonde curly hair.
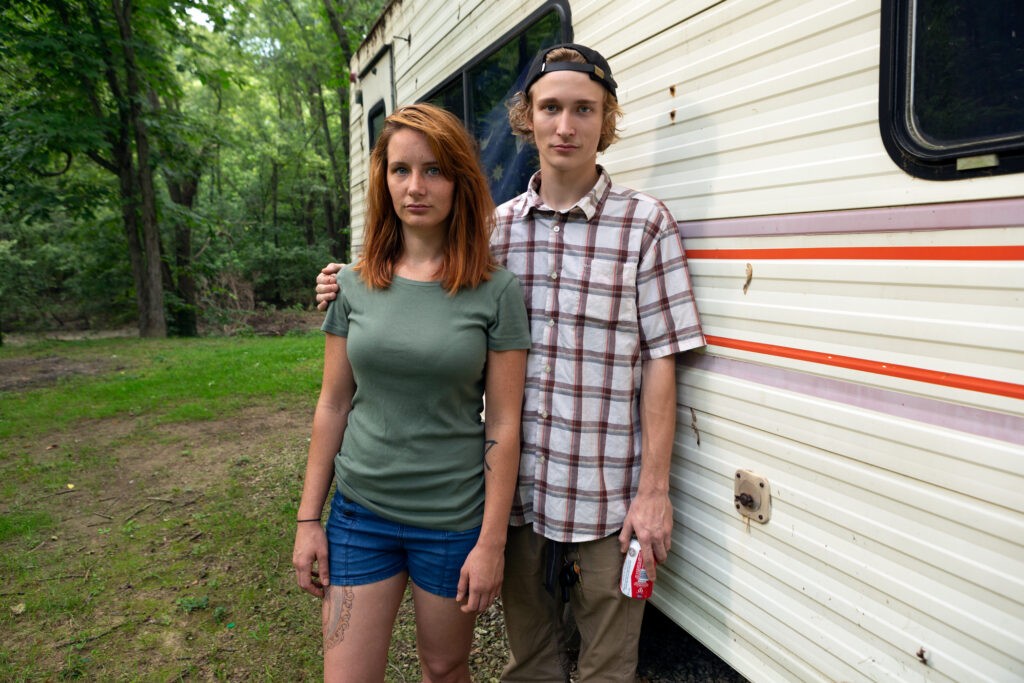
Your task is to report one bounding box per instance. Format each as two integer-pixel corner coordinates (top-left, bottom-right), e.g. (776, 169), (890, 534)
(507, 47), (623, 152)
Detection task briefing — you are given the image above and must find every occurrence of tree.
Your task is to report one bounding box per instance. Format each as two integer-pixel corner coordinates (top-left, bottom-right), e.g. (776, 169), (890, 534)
(1, 0), (212, 337)
(0, 0), (387, 335)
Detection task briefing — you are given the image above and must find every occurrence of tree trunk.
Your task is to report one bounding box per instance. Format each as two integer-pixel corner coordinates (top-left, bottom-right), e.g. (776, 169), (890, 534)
(75, 0), (162, 336)
(151, 90), (201, 338)
(164, 174), (201, 337)
(112, 0), (166, 337)
(323, 0), (354, 260)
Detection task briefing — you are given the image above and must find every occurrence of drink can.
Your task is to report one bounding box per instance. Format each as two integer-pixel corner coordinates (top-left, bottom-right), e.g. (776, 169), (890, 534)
(620, 538), (653, 599)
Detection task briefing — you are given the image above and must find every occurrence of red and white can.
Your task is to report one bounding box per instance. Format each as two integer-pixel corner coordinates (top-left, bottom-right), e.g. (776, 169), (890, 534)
(620, 538), (653, 599)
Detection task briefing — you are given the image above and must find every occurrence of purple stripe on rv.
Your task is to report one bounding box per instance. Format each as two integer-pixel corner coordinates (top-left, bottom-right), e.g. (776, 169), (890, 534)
(681, 354), (1024, 447)
(677, 197), (1024, 239)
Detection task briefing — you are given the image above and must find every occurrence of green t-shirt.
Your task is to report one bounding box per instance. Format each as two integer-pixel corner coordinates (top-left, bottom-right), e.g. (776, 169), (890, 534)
(321, 266), (531, 530)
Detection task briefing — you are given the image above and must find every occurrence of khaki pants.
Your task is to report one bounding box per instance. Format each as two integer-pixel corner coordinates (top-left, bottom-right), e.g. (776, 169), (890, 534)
(501, 525), (645, 682)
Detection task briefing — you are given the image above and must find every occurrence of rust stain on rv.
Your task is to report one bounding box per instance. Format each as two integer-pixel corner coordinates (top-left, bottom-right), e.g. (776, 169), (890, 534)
(689, 408), (700, 446)
(669, 85), (676, 96)
(743, 263), (753, 294)
(669, 110), (676, 122)
(916, 648), (928, 665)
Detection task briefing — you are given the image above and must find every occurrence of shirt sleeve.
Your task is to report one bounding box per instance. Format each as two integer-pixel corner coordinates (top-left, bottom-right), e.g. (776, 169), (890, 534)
(636, 205), (705, 359)
(487, 271), (532, 351)
(320, 272), (351, 337)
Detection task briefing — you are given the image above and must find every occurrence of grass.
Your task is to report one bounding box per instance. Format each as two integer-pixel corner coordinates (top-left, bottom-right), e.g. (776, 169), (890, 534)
(0, 333), (509, 681)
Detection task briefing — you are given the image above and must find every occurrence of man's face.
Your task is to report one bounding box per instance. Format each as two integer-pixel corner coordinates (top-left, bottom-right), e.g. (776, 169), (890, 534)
(528, 70), (605, 176)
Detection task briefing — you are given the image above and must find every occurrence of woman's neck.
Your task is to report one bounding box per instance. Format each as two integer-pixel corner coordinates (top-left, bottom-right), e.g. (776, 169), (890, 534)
(395, 225), (445, 281)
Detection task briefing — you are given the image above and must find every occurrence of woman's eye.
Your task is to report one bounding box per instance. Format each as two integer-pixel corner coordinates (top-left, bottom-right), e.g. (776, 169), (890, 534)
(426, 167), (441, 176)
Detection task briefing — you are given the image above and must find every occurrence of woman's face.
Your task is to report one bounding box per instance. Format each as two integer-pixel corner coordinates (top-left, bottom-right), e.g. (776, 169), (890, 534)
(386, 128), (454, 235)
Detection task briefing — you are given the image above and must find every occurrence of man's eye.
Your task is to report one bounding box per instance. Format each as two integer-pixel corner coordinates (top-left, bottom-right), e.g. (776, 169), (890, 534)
(579, 106), (592, 113)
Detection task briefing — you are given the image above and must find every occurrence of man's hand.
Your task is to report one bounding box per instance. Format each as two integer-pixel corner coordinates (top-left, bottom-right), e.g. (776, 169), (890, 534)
(315, 262), (345, 311)
(455, 541), (504, 614)
(619, 488), (673, 582)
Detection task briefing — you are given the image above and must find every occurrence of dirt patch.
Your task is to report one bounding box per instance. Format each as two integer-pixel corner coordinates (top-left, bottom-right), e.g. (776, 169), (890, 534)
(2, 403), (313, 679)
(0, 354), (126, 393)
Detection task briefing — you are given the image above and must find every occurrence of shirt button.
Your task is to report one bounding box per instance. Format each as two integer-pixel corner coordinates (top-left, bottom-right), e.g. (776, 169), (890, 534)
(539, 455), (546, 463)
(544, 364), (551, 373)
(547, 319), (555, 327)
(550, 272), (558, 280)
(541, 410), (549, 419)
(553, 226), (561, 233)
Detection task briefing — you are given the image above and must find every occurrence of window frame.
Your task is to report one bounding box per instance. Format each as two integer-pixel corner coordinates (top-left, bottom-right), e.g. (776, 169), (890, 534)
(879, 0), (1024, 180)
(367, 99), (387, 150)
(419, 0), (573, 128)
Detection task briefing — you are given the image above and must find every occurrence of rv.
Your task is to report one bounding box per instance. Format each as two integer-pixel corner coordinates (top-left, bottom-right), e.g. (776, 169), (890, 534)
(346, 1), (1024, 681)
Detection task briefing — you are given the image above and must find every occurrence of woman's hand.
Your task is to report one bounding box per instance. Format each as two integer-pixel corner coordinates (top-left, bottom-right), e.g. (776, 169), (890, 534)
(293, 523), (330, 599)
(455, 540), (504, 613)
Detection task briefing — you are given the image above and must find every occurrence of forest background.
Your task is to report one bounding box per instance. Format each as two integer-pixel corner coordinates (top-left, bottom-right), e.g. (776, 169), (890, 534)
(1, 0), (388, 344)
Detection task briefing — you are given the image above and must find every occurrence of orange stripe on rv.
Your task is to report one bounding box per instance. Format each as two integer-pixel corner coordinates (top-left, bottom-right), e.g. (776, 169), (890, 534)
(686, 246), (1024, 260)
(704, 336), (1024, 400)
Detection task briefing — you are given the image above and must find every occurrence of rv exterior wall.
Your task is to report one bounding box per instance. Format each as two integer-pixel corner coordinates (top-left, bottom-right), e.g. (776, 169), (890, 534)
(347, 1), (1024, 682)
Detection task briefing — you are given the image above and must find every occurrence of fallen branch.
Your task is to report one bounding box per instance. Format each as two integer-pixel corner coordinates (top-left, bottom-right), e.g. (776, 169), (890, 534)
(42, 489), (79, 499)
(54, 621), (129, 648)
(125, 502), (154, 522)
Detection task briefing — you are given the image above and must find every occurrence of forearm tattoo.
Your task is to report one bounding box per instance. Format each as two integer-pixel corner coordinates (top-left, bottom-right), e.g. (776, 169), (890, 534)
(322, 585), (354, 650)
(483, 440), (497, 472)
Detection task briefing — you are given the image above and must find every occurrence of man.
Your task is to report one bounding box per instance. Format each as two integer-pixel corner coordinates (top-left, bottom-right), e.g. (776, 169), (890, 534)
(317, 44), (704, 681)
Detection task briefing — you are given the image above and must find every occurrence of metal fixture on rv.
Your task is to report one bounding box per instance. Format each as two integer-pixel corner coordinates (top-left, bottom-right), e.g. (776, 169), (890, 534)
(734, 470), (771, 524)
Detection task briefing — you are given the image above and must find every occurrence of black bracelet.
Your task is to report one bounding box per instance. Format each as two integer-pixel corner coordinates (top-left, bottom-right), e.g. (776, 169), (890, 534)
(297, 518), (321, 523)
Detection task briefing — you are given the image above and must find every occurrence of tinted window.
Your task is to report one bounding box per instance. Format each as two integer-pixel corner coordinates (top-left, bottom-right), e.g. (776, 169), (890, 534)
(427, 78), (464, 118)
(880, 0), (1024, 178)
(368, 101), (387, 149)
(911, 2), (1024, 149)
(420, 4), (568, 203)
(470, 11), (561, 203)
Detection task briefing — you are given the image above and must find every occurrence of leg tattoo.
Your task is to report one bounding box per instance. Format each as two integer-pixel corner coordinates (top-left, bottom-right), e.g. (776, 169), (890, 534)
(323, 585), (354, 650)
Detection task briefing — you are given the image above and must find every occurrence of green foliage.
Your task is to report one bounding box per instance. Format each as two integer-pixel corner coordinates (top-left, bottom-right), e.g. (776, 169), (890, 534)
(176, 595), (211, 613)
(1, 0), (387, 337)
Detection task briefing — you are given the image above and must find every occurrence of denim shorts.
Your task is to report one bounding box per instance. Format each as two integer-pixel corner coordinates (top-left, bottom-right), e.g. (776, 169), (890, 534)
(325, 489), (481, 598)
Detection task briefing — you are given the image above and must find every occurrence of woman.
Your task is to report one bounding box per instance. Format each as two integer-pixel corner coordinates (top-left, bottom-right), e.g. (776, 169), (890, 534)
(291, 103), (530, 682)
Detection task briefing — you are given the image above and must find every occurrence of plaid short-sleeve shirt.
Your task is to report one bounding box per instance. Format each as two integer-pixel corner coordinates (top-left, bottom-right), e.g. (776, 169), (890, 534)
(491, 168), (704, 542)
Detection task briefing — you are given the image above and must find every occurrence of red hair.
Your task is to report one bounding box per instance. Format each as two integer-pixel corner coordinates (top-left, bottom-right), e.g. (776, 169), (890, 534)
(353, 103), (496, 293)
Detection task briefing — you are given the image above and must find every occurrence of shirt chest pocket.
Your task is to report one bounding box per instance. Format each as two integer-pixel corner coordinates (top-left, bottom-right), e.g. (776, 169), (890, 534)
(557, 258), (638, 325)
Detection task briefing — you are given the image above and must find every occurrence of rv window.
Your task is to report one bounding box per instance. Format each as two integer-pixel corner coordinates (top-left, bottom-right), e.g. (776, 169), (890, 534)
(368, 101), (387, 149)
(427, 79), (464, 119)
(470, 10), (562, 203)
(881, 0), (1024, 178)
(420, 4), (568, 203)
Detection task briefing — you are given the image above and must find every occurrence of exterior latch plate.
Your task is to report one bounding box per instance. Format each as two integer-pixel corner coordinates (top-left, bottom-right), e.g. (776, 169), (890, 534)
(734, 469), (771, 524)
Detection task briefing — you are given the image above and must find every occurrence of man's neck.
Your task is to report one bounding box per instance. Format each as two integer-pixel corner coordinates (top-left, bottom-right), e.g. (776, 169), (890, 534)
(537, 163), (600, 212)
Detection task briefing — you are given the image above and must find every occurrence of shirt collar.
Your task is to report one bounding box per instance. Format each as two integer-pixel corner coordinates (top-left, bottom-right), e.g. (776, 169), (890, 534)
(516, 166), (611, 221)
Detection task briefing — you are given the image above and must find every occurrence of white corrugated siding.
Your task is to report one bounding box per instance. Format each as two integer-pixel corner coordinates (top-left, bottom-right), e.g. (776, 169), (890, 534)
(587, 0), (1023, 220)
(670, 360), (1024, 682)
(348, 1), (1024, 681)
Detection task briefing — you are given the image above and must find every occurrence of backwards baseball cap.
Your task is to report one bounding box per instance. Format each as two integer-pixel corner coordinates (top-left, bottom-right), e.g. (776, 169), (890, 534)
(523, 43), (618, 99)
